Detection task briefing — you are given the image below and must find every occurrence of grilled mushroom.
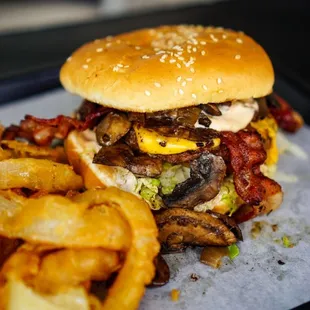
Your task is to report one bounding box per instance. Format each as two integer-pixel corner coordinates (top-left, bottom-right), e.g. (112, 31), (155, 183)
(96, 112), (131, 146)
(155, 208), (242, 252)
(93, 144), (162, 177)
(163, 153), (226, 208)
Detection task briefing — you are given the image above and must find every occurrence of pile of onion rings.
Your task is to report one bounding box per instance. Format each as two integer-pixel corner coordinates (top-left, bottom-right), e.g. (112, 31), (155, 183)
(0, 138), (159, 309)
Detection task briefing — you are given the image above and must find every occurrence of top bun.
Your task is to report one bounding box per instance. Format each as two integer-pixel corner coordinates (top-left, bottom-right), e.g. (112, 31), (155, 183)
(60, 25), (274, 112)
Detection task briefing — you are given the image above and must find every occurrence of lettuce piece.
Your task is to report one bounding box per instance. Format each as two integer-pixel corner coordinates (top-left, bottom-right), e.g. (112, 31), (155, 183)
(228, 244), (239, 259)
(159, 163), (190, 195)
(194, 177), (240, 215)
(135, 178), (162, 210)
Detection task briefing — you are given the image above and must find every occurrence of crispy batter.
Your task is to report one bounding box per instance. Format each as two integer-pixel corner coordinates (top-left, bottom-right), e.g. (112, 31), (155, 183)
(75, 188), (160, 310)
(0, 158), (83, 192)
(0, 140), (67, 163)
(0, 192), (131, 251)
(1, 244), (120, 294)
(0, 237), (22, 269)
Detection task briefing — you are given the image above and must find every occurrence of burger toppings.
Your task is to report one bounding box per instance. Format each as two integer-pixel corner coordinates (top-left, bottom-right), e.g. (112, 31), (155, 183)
(155, 208), (242, 252)
(163, 153), (226, 209)
(267, 93), (304, 133)
(93, 144), (162, 177)
(96, 112), (131, 146)
(2, 94), (300, 223)
(196, 99), (259, 132)
(221, 130), (283, 216)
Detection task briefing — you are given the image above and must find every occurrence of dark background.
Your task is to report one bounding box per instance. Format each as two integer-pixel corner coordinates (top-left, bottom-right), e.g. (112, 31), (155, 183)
(1, 0), (310, 122)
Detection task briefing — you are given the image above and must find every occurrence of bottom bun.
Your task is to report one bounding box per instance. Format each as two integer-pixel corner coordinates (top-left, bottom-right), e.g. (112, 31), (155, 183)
(65, 130), (137, 192)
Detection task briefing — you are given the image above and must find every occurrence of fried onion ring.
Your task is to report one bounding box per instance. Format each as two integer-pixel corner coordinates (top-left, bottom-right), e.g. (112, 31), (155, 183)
(74, 188), (160, 310)
(0, 140), (67, 163)
(1, 244), (120, 294)
(0, 158), (83, 192)
(0, 193), (131, 251)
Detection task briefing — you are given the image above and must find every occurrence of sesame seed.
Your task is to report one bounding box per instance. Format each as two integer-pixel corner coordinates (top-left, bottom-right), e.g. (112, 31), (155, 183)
(142, 55), (150, 59)
(235, 54), (241, 60)
(236, 38), (243, 44)
(86, 58), (91, 63)
(170, 59), (176, 63)
(222, 34), (227, 39)
(156, 50), (165, 55)
(117, 64), (123, 67)
(67, 56), (72, 62)
(190, 68), (195, 73)
(94, 39), (101, 43)
(217, 77), (222, 84)
(179, 89), (184, 95)
(193, 47), (197, 52)
(154, 82), (161, 88)
(192, 93), (197, 99)
(113, 66), (119, 72)
(106, 43), (112, 47)
(182, 81), (187, 87)
(201, 50), (206, 56)
(177, 63), (181, 68)
(96, 48), (103, 52)
(82, 64), (88, 69)
(124, 65), (130, 68)
(186, 77), (193, 81)
(202, 84), (208, 91)
(135, 46), (141, 50)
(218, 90), (224, 93)
(200, 41), (206, 45)
(145, 90), (151, 96)
(160, 59), (165, 63)
(177, 76), (182, 82)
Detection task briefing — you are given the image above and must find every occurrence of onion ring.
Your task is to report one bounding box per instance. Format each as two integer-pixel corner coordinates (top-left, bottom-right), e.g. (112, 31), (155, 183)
(1, 244), (120, 294)
(0, 158), (83, 192)
(0, 193), (131, 251)
(0, 140), (67, 163)
(75, 188), (160, 310)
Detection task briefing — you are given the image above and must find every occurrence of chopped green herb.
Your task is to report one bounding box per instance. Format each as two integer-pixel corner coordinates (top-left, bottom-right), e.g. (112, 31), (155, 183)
(228, 244), (239, 260)
(282, 235), (294, 248)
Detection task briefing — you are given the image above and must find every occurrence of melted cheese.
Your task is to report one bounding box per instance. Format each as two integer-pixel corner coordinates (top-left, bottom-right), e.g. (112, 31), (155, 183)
(251, 116), (279, 165)
(133, 125), (220, 155)
(196, 99), (258, 132)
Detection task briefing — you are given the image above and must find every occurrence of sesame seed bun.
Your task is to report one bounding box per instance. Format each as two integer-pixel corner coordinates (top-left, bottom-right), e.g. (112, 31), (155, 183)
(60, 25), (274, 112)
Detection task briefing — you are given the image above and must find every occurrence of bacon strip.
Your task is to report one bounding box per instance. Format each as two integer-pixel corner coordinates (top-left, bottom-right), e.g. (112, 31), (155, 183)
(221, 130), (282, 222)
(268, 94), (304, 133)
(3, 108), (111, 146)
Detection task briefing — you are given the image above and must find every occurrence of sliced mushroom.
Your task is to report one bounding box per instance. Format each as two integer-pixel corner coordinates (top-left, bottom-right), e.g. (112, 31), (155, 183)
(93, 144), (162, 177)
(163, 153), (226, 208)
(149, 254), (170, 287)
(155, 208), (242, 252)
(200, 103), (222, 116)
(145, 107), (201, 128)
(96, 112), (131, 146)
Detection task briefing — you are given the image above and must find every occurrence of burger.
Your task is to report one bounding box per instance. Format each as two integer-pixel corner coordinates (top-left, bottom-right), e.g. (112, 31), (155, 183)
(5, 25), (303, 249)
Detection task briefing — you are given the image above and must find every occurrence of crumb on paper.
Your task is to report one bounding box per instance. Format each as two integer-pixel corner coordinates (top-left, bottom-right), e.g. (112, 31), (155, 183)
(282, 235), (295, 248)
(170, 289), (180, 302)
(190, 273), (200, 282)
(272, 224), (278, 232)
(251, 221), (267, 239)
(278, 260), (285, 265)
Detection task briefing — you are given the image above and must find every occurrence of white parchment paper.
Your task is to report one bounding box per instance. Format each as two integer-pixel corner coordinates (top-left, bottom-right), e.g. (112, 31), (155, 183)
(1, 89), (310, 310)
